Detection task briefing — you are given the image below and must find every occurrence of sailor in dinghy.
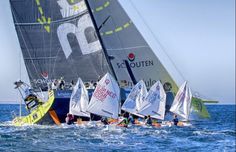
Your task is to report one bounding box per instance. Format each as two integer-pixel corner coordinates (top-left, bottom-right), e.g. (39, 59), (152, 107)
(169, 81), (193, 126)
(138, 81), (167, 127)
(86, 73), (120, 127)
(68, 78), (90, 125)
(121, 80), (148, 126)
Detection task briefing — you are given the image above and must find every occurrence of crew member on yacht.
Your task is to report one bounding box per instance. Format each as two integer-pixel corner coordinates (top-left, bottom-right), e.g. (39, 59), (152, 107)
(69, 80), (75, 90)
(59, 77), (65, 90)
(65, 113), (74, 125)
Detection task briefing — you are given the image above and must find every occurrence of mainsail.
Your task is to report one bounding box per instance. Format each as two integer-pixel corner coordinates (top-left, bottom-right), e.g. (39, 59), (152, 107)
(121, 80), (147, 117)
(69, 78), (90, 118)
(138, 81), (166, 120)
(87, 0), (178, 91)
(86, 73), (120, 119)
(170, 81), (192, 120)
(86, 0), (210, 118)
(10, 0), (111, 90)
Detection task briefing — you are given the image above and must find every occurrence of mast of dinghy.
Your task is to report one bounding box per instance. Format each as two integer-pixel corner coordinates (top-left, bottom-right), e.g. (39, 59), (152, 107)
(84, 0), (118, 81)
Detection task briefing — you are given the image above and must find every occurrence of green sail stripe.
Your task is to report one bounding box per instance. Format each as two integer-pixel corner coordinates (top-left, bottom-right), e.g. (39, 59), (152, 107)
(95, 1), (110, 12)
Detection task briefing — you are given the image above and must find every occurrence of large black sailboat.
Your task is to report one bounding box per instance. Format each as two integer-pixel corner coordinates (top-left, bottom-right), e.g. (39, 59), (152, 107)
(10, 0), (210, 125)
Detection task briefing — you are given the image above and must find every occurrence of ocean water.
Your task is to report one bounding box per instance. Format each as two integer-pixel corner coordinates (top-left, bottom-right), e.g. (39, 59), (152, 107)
(0, 105), (235, 152)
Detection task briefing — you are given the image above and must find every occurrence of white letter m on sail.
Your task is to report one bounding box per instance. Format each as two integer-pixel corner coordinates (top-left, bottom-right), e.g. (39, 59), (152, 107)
(57, 0), (102, 58)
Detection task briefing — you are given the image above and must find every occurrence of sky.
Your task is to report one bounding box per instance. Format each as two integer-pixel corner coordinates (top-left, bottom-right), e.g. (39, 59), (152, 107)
(0, 0), (235, 104)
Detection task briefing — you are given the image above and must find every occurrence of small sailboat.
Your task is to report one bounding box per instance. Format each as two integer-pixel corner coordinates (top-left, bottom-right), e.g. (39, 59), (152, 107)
(138, 81), (166, 120)
(170, 81), (192, 121)
(87, 73), (120, 119)
(69, 78), (90, 118)
(121, 80), (147, 117)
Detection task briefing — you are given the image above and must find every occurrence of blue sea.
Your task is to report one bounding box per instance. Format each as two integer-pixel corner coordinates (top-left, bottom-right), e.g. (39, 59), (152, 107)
(0, 105), (235, 152)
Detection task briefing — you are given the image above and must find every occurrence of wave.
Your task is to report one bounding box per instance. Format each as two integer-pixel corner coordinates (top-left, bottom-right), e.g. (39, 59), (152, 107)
(193, 130), (236, 137)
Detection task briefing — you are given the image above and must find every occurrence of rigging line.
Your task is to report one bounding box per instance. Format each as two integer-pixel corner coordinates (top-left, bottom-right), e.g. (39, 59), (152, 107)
(42, 19), (46, 74)
(10, 4), (35, 81)
(52, 46), (78, 80)
(11, 6), (41, 80)
(40, 9), (46, 75)
(19, 40), (21, 80)
(90, 53), (101, 79)
(52, 47), (64, 79)
(129, 0), (186, 82)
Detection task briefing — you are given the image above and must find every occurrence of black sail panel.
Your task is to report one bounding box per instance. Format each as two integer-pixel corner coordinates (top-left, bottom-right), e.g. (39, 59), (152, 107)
(10, 0), (111, 90)
(87, 0), (178, 92)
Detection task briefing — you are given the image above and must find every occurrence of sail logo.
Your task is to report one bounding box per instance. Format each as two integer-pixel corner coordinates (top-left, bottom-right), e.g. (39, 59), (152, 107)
(129, 89), (139, 101)
(93, 84), (117, 102)
(124, 79), (157, 88)
(57, 91), (72, 98)
(105, 79), (110, 85)
(117, 60), (154, 68)
(117, 54), (154, 68)
(128, 53), (135, 61)
(57, 0), (102, 58)
(147, 91), (160, 104)
(123, 99), (136, 109)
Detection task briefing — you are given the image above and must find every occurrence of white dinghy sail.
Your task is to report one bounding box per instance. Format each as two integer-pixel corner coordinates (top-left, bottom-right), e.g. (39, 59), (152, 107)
(87, 73), (120, 119)
(69, 78), (90, 118)
(121, 80), (147, 117)
(170, 81), (192, 120)
(138, 81), (166, 120)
